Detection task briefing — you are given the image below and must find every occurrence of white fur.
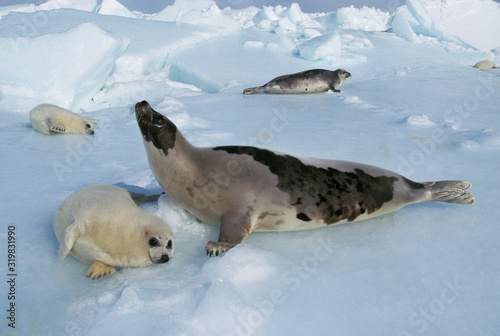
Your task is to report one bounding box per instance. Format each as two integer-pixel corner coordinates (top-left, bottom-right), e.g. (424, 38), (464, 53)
(473, 60), (498, 70)
(29, 103), (98, 135)
(53, 184), (174, 270)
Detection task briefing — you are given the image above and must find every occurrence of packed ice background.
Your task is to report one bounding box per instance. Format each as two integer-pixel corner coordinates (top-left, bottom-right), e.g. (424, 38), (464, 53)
(0, 0), (499, 335)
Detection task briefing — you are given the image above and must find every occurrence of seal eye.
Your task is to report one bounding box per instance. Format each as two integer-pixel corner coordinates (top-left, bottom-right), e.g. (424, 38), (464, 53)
(166, 240), (172, 249)
(148, 237), (159, 247)
(85, 124), (91, 129)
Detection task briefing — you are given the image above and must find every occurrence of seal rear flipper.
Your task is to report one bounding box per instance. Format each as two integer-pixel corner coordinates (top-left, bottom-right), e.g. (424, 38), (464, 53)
(127, 190), (163, 205)
(243, 86), (265, 95)
(58, 219), (82, 260)
(425, 181), (475, 205)
(206, 213), (254, 256)
(86, 261), (116, 280)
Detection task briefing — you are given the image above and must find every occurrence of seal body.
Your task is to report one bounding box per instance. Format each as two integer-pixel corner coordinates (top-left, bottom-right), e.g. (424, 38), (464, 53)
(29, 103), (98, 135)
(54, 184), (174, 279)
(135, 101), (474, 256)
(243, 69), (351, 95)
(473, 60), (498, 70)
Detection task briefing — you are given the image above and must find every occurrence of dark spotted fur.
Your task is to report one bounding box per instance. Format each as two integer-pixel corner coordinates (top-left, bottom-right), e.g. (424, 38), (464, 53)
(243, 69), (351, 94)
(214, 146), (398, 224)
(270, 69), (342, 91)
(136, 101), (474, 256)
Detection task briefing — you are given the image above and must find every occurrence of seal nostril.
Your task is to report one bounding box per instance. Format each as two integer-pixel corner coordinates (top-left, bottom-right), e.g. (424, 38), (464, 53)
(161, 254), (170, 263)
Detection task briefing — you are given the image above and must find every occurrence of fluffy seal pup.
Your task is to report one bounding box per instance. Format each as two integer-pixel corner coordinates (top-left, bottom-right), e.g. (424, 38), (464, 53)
(473, 60), (499, 70)
(54, 184), (174, 279)
(135, 100), (474, 257)
(243, 69), (351, 95)
(30, 103), (98, 135)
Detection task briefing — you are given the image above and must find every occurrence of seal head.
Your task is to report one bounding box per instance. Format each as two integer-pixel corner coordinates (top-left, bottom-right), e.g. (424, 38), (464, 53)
(136, 100), (177, 155)
(146, 230), (173, 264)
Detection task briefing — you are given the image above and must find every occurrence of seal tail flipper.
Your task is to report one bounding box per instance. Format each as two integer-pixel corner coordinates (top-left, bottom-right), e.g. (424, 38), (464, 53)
(127, 190), (163, 205)
(243, 86), (265, 95)
(424, 181), (475, 205)
(58, 218), (81, 260)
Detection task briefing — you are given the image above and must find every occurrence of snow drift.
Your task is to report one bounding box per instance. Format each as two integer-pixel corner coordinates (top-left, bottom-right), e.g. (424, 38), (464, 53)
(390, 0), (500, 51)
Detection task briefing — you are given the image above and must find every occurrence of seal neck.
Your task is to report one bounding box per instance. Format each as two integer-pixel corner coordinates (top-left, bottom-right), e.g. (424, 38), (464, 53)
(171, 128), (198, 158)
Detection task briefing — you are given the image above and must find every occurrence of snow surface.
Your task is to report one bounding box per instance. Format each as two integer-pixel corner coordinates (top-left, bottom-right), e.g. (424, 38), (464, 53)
(0, 0), (499, 335)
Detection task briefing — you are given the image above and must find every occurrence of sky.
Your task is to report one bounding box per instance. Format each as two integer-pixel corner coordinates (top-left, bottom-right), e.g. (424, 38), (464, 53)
(7, 0), (498, 14)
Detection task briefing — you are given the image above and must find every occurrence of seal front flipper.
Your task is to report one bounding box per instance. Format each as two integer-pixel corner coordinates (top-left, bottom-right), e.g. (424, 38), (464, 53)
(47, 117), (67, 133)
(206, 241), (236, 256)
(206, 212), (255, 256)
(86, 261), (116, 280)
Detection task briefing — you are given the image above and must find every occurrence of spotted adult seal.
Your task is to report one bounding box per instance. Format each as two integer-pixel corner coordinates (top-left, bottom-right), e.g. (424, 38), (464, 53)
(135, 101), (474, 256)
(54, 184), (174, 279)
(243, 69), (351, 95)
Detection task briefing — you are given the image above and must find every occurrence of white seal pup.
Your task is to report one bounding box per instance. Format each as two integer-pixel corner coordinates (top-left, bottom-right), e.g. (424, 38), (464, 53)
(473, 60), (498, 70)
(30, 103), (98, 135)
(54, 184), (174, 279)
(243, 69), (351, 95)
(135, 101), (474, 257)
